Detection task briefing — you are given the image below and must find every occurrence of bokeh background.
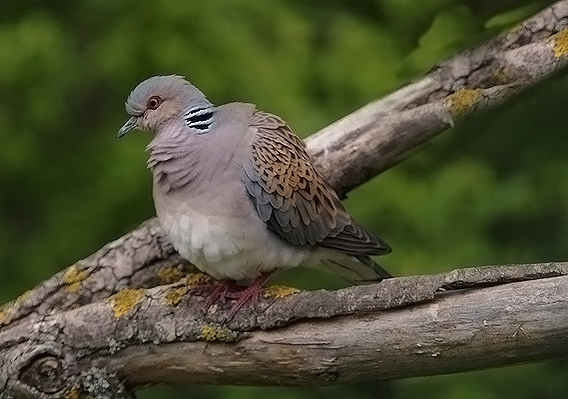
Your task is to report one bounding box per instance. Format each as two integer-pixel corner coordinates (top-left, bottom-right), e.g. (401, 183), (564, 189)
(2, 0), (568, 398)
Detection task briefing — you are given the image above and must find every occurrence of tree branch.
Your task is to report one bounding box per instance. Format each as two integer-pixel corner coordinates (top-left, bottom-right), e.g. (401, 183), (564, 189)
(308, 1), (568, 195)
(2, 263), (568, 397)
(2, 1), (568, 398)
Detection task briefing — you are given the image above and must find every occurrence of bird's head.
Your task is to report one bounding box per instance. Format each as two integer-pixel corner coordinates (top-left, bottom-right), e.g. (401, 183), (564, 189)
(118, 75), (215, 138)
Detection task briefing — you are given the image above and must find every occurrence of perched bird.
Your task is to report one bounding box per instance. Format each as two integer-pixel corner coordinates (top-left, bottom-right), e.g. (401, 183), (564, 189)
(118, 75), (391, 318)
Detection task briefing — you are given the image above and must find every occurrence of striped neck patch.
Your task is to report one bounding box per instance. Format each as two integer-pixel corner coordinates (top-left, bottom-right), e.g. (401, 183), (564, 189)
(184, 106), (215, 133)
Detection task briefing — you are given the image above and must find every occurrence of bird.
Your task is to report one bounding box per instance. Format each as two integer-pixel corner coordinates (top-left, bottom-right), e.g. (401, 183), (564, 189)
(118, 75), (391, 319)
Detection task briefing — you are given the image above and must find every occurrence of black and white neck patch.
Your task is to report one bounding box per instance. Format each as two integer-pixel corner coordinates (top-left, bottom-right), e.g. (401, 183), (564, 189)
(184, 106), (215, 133)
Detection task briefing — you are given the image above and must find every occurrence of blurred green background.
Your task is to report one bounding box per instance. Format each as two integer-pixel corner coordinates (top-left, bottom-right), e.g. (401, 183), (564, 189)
(2, 0), (568, 398)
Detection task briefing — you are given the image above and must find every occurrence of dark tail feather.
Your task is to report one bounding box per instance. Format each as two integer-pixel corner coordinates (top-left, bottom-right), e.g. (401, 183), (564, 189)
(355, 255), (392, 280)
(318, 254), (392, 284)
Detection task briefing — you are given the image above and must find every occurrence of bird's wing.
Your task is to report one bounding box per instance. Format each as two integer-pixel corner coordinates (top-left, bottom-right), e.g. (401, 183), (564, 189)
(243, 110), (391, 257)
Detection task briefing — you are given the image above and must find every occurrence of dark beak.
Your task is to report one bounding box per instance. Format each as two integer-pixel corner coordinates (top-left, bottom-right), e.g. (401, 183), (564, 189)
(118, 116), (138, 138)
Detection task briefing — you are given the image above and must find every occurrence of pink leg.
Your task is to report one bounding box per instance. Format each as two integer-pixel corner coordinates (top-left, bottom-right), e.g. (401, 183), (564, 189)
(226, 273), (272, 320)
(201, 280), (239, 311)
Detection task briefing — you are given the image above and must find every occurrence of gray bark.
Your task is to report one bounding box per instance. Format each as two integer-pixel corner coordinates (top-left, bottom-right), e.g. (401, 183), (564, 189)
(2, 262), (568, 397)
(2, 1), (568, 398)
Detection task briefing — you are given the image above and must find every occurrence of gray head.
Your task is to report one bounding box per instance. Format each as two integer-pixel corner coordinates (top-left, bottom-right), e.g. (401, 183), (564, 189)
(118, 75), (215, 138)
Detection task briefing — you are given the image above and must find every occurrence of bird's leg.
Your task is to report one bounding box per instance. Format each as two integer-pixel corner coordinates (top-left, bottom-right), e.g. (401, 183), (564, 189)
(201, 279), (240, 311)
(226, 273), (272, 320)
(199, 273), (272, 319)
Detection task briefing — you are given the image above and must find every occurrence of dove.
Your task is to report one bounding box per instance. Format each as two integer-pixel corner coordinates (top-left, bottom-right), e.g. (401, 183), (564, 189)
(118, 75), (391, 318)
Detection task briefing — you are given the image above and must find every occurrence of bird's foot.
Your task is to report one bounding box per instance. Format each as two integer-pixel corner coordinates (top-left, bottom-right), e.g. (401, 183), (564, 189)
(199, 274), (272, 320)
(200, 280), (240, 311)
(227, 273), (270, 321)
(226, 273), (272, 320)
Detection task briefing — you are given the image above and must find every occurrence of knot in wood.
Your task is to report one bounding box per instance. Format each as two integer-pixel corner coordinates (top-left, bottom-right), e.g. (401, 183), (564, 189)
(19, 354), (65, 394)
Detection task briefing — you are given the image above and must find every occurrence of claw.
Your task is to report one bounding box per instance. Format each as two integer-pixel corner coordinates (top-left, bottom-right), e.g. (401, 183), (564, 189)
(201, 280), (239, 311)
(198, 274), (272, 320)
(226, 273), (272, 320)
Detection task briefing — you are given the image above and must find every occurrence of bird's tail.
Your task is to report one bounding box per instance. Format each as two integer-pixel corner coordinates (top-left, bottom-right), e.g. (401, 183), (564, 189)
(317, 253), (392, 284)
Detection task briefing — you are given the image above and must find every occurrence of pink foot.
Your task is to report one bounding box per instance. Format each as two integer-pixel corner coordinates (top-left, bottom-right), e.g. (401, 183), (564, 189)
(198, 274), (272, 320)
(200, 280), (239, 311)
(226, 273), (272, 320)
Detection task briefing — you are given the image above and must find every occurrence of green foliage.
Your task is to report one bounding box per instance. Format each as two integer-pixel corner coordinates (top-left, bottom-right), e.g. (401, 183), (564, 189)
(0, 0), (566, 398)
(403, 5), (484, 74)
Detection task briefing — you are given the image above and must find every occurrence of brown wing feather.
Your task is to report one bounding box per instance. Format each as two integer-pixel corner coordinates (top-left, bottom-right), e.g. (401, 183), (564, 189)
(243, 110), (390, 256)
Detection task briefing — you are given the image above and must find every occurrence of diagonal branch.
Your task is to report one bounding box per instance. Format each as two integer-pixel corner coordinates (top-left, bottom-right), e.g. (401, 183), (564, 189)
(308, 1), (568, 194)
(2, 1), (568, 398)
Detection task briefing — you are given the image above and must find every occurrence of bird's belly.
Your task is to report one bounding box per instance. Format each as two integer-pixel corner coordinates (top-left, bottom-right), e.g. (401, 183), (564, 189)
(159, 209), (309, 281)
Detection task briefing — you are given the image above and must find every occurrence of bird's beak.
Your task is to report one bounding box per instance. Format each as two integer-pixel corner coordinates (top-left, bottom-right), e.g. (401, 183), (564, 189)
(118, 116), (138, 138)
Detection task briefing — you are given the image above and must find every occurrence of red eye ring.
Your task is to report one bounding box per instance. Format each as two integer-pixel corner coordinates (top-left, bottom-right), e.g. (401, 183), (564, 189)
(147, 96), (163, 110)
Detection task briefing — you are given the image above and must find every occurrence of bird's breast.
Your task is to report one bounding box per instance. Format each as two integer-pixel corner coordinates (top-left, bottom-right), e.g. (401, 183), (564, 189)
(155, 192), (310, 281)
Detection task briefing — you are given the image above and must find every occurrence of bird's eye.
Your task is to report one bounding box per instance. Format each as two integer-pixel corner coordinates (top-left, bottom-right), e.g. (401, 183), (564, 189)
(147, 96), (163, 110)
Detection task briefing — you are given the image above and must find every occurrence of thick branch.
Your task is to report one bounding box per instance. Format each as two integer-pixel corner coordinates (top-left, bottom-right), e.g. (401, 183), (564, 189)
(1, 263), (568, 397)
(115, 273), (568, 385)
(308, 1), (568, 195)
(2, 1), (568, 398)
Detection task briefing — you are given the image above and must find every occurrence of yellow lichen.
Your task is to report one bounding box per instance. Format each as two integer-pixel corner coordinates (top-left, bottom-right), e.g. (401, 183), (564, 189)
(157, 267), (214, 286)
(263, 285), (300, 299)
(0, 290), (34, 326)
(17, 289), (32, 302)
(548, 28), (568, 58)
(165, 285), (190, 306)
(493, 66), (512, 85)
(64, 387), (86, 399)
(108, 288), (145, 318)
(63, 266), (88, 293)
(185, 272), (215, 286)
(0, 309), (9, 326)
(200, 325), (217, 341)
(157, 266), (187, 284)
(446, 88), (483, 117)
(0, 300), (16, 326)
(199, 325), (235, 342)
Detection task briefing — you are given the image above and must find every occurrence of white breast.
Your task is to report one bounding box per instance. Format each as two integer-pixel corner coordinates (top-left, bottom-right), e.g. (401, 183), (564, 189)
(159, 205), (310, 281)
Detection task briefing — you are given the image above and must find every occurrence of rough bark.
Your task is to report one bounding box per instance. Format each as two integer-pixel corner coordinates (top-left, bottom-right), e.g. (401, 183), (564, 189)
(2, 1), (568, 398)
(2, 263), (568, 398)
(308, 1), (568, 195)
